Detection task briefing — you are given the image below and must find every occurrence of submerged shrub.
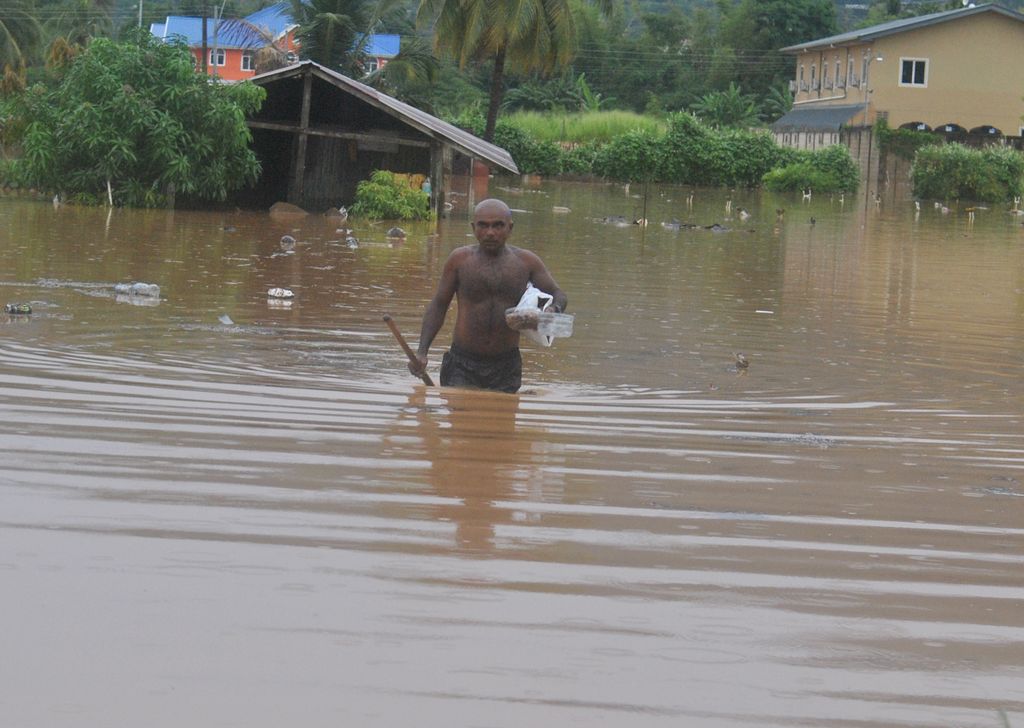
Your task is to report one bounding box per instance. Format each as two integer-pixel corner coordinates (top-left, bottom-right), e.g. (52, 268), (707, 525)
(560, 142), (601, 176)
(350, 170), (431, 220)
(911, 143), (1024, 202)
(762, 145), (859, 193)
(591, 128), (660, 182)
(597, 113), (798, 187)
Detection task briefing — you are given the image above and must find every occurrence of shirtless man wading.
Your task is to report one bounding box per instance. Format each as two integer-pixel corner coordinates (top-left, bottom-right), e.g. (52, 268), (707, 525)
(409, 198), (568, 393)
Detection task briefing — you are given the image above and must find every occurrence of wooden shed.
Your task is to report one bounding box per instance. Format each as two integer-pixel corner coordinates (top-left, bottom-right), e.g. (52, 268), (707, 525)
(237, 60), (519, 216)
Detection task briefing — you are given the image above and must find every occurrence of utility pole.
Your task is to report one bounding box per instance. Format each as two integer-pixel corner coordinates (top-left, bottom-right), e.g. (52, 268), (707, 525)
(137, 0), (143, 28)
(201, 2), (209, 75)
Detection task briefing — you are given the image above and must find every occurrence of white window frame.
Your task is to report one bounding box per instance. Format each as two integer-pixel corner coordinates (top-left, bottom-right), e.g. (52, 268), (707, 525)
(899, 57), (928, 87)
(209, 48), (226, 67)
(241, 51), (254, 72)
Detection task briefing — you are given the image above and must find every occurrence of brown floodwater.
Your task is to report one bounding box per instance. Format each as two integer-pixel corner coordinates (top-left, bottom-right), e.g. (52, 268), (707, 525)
(1, 180), (1022, 727)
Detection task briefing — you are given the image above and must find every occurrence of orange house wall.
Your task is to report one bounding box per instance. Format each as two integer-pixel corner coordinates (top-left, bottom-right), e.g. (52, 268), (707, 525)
(189, 31), (299, 82)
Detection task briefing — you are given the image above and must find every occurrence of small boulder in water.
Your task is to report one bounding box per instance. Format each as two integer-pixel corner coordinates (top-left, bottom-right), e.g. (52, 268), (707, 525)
(385, 227), (406, 238)
(269, 201), (308, 218)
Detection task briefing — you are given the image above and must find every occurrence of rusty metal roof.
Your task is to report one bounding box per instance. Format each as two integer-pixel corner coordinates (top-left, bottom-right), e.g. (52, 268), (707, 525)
(248, 60), (519, 175)
(772, 104), (862, 132)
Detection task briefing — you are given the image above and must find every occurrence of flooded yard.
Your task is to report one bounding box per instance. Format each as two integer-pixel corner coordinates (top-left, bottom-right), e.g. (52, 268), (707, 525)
(1, 179), (1022, 727)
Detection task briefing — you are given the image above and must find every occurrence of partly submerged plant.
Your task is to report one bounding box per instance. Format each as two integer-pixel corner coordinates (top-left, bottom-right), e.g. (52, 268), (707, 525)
(351, 169), (432, 220)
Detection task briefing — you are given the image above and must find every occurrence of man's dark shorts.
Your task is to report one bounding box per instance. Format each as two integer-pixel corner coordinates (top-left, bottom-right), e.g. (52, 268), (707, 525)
(440, 345), (522, 393)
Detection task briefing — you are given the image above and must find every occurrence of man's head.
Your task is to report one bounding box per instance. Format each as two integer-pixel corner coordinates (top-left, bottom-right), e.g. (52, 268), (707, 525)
(471, 198), (513, 252)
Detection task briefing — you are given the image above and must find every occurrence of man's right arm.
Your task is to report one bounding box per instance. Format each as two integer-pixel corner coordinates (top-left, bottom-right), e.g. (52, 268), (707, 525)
(410, 251), (461, 376)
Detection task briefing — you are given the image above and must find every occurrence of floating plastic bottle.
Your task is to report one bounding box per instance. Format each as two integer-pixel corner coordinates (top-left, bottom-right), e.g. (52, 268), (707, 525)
(114, 282), (160, 297)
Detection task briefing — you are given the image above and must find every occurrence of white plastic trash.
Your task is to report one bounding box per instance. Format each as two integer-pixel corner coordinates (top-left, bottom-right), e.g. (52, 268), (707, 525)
(504, 283), (572, 347)
(267, 287), (295, 298)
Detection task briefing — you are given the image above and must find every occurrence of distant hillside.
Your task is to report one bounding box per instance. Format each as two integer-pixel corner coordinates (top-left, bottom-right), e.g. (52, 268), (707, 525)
(129, 0), (1024, 36)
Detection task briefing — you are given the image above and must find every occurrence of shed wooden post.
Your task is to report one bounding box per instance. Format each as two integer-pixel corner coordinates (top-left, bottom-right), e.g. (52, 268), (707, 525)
(289, 68), (313, 206)
(430, 141), (445, 219)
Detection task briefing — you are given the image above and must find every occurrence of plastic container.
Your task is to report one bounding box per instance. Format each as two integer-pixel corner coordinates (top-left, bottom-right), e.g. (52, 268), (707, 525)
(114, 282), (160, 297)
(536, 312), (574, 338)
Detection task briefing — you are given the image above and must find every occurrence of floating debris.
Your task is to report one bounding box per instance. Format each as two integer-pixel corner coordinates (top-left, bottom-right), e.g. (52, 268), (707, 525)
(267, 287), (295, 299)
(114, 282), (160, 297)
(218, 314), (234, 325)
(4, 302), (32, 315)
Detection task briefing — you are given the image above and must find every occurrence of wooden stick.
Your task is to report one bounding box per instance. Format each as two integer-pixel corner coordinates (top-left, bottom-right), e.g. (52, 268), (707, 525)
(383, 314), (434, 386)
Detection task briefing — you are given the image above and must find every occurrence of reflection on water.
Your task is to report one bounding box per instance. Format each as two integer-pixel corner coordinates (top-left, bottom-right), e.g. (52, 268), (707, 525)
(1, 183), (1023, 727)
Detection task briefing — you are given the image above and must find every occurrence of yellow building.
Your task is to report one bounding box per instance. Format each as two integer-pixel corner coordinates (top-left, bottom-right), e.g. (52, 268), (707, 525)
(772, 3), (1024, 149)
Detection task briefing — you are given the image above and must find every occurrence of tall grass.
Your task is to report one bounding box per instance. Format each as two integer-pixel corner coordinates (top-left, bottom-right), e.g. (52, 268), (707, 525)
(505, 111), (667, 144)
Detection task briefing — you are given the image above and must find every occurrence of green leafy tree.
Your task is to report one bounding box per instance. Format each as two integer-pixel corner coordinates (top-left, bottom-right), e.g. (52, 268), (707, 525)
(9, 28), (264, 207)
(718, 0), (837, 99)
(417, 0), (615, 141)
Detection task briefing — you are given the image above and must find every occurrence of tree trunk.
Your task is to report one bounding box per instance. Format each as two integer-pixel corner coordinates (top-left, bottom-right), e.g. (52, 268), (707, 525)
(483, 46), (506, 142)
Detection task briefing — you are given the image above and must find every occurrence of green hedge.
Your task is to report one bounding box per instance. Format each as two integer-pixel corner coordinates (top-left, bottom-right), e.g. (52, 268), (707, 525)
(876, 118), (941, 161)
(911, 144), (1024, 202)
(454, 111), (860, 190)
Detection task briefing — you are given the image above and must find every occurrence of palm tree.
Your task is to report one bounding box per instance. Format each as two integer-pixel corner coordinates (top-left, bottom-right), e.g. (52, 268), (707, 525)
(288, 0), (402, 77)
(690, 82), (761, 129)
(364, 35), (440, 106)
(43, 0), (115, 49)
(0, 0), (42, 73)
(417, 0), (614, 141)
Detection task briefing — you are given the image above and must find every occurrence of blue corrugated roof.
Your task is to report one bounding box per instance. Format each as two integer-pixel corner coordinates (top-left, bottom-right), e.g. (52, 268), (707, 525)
(157, 15), (269, 48)
(782, 3), (1024, 53)
(244, 2), (294, 37)
(152, 4), (396, 56)
(366, 34), (400, 57)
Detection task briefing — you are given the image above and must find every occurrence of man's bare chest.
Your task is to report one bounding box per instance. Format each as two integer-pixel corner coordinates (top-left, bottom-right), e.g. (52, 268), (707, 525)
(458, 256), (528, 303)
